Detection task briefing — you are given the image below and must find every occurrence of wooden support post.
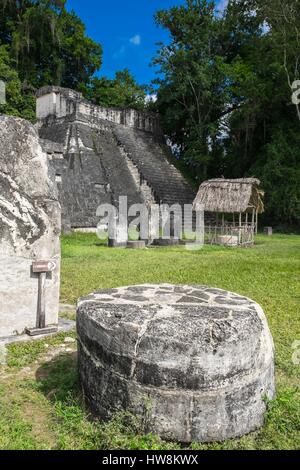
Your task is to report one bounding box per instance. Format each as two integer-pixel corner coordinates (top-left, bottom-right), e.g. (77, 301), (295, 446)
(26, 260), (58, 337)
(251, 209), (255, 244)
(37, 272), (46, 329)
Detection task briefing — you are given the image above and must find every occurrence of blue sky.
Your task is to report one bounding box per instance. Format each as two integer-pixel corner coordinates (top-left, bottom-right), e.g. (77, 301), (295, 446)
(66, 0), (228, 86)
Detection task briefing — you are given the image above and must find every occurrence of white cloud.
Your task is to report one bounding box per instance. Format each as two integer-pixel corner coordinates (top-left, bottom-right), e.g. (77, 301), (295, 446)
(145, 93), (157, 104)
(130, 34), (141, 46)
(113, 45), (126, 59)
(261, 21), (270, 35)
(217, 0), (229, 16)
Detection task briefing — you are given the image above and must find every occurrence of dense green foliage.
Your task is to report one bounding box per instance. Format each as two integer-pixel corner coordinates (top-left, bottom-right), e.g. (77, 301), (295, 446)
(0, 44), (35, 119)
(85, 69), (149, 110)
(0, 0), (102, 89)
(154, 0), (300, 226)
(0, 0), (147, 118)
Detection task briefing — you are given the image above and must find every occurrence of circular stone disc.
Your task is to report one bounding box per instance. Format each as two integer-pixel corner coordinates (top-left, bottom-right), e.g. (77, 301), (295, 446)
(77, 284), (275, 443)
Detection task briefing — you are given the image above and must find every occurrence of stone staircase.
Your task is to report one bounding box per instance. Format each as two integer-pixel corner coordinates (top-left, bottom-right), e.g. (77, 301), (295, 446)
(113, 125), (196, 207)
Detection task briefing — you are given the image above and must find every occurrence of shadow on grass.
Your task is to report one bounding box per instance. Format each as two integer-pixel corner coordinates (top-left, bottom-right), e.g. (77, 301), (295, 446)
(33, 352), (167, 450)
(34, 353), (108, 450)
(35, 352), (80, 405)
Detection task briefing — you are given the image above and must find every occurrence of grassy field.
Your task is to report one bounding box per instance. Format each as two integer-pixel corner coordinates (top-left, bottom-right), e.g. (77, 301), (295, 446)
(0, 233), (299, 450)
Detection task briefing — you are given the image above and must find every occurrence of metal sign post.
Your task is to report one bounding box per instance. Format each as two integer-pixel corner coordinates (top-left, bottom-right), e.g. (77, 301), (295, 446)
(26, 260), (58, 336)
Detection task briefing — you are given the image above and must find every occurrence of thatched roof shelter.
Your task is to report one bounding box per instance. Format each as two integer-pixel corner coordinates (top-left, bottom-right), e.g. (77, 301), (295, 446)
(193, 178), (264, 214)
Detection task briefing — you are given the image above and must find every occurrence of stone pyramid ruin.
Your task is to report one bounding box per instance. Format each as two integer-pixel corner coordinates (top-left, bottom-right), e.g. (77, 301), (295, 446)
(36, 86), (196, 233)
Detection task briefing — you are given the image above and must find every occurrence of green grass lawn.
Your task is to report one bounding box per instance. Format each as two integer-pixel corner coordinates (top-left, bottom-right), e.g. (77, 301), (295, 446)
(0, 233), (299, 450)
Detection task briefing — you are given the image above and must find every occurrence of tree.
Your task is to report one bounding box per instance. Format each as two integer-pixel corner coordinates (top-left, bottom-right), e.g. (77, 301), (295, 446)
(86, 69), (148, 110)
(52, 8), (102, 90)
(222, 1), (300, 226)
(153, 0), (300, 226)
(252, 126), (300, 225)
(0, 0), (102, 90)
(256, 0), (300, 122)
(153, 0), (230, 180)
(0, 44), (35, 120)
(0, 0), (146, 120)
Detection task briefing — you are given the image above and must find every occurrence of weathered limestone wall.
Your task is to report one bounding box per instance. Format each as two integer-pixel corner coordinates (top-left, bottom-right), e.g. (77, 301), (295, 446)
(38, 121), (145, 231)
(0, 116), (61, 337)
(36, 86), (161, 134)
(36, 87), (81, 120)
(78, 102), (161, 135)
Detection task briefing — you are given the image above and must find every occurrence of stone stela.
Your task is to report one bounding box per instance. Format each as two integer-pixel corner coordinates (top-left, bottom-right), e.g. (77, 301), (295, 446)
(26, 260), (58, 337)
(0, 115), (61, 339)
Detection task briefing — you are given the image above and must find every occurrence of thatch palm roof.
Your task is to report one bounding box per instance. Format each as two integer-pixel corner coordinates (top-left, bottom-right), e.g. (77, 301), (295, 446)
(193, 178), (264, 214)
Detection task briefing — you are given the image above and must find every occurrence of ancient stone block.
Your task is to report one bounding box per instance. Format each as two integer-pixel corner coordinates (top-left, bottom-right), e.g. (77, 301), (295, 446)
(216, 235), (238, 246)
(77, 284), (275, 443)
(0, 115), (61, 337)
(127, 241), (146, 249)
(264, 227), (273, 236)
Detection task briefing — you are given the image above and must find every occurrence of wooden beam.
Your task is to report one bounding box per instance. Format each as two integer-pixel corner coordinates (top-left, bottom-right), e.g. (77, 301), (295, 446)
(37, 273), (46, 329)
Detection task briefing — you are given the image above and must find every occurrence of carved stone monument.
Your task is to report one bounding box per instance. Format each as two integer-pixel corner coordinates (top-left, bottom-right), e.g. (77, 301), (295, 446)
(0, 115), (61, 337)
(77, 284), (275, 443)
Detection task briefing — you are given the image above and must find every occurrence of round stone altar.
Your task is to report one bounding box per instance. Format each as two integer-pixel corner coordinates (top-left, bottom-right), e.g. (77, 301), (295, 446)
(77, 284), (275, 443)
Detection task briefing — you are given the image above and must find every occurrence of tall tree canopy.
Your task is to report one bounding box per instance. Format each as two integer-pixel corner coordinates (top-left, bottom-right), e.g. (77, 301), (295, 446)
(0, 0), (102, 89)
(0, 44), (35, 120)
(86, 69), (148, 110)
(0, 1), (148, 118)
(154, 0), (300, 226)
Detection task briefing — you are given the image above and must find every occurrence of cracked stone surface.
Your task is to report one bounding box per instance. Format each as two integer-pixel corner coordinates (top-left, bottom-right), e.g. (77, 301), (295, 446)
(0, 115), (61, 337)
(77, 284), (275, 443)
